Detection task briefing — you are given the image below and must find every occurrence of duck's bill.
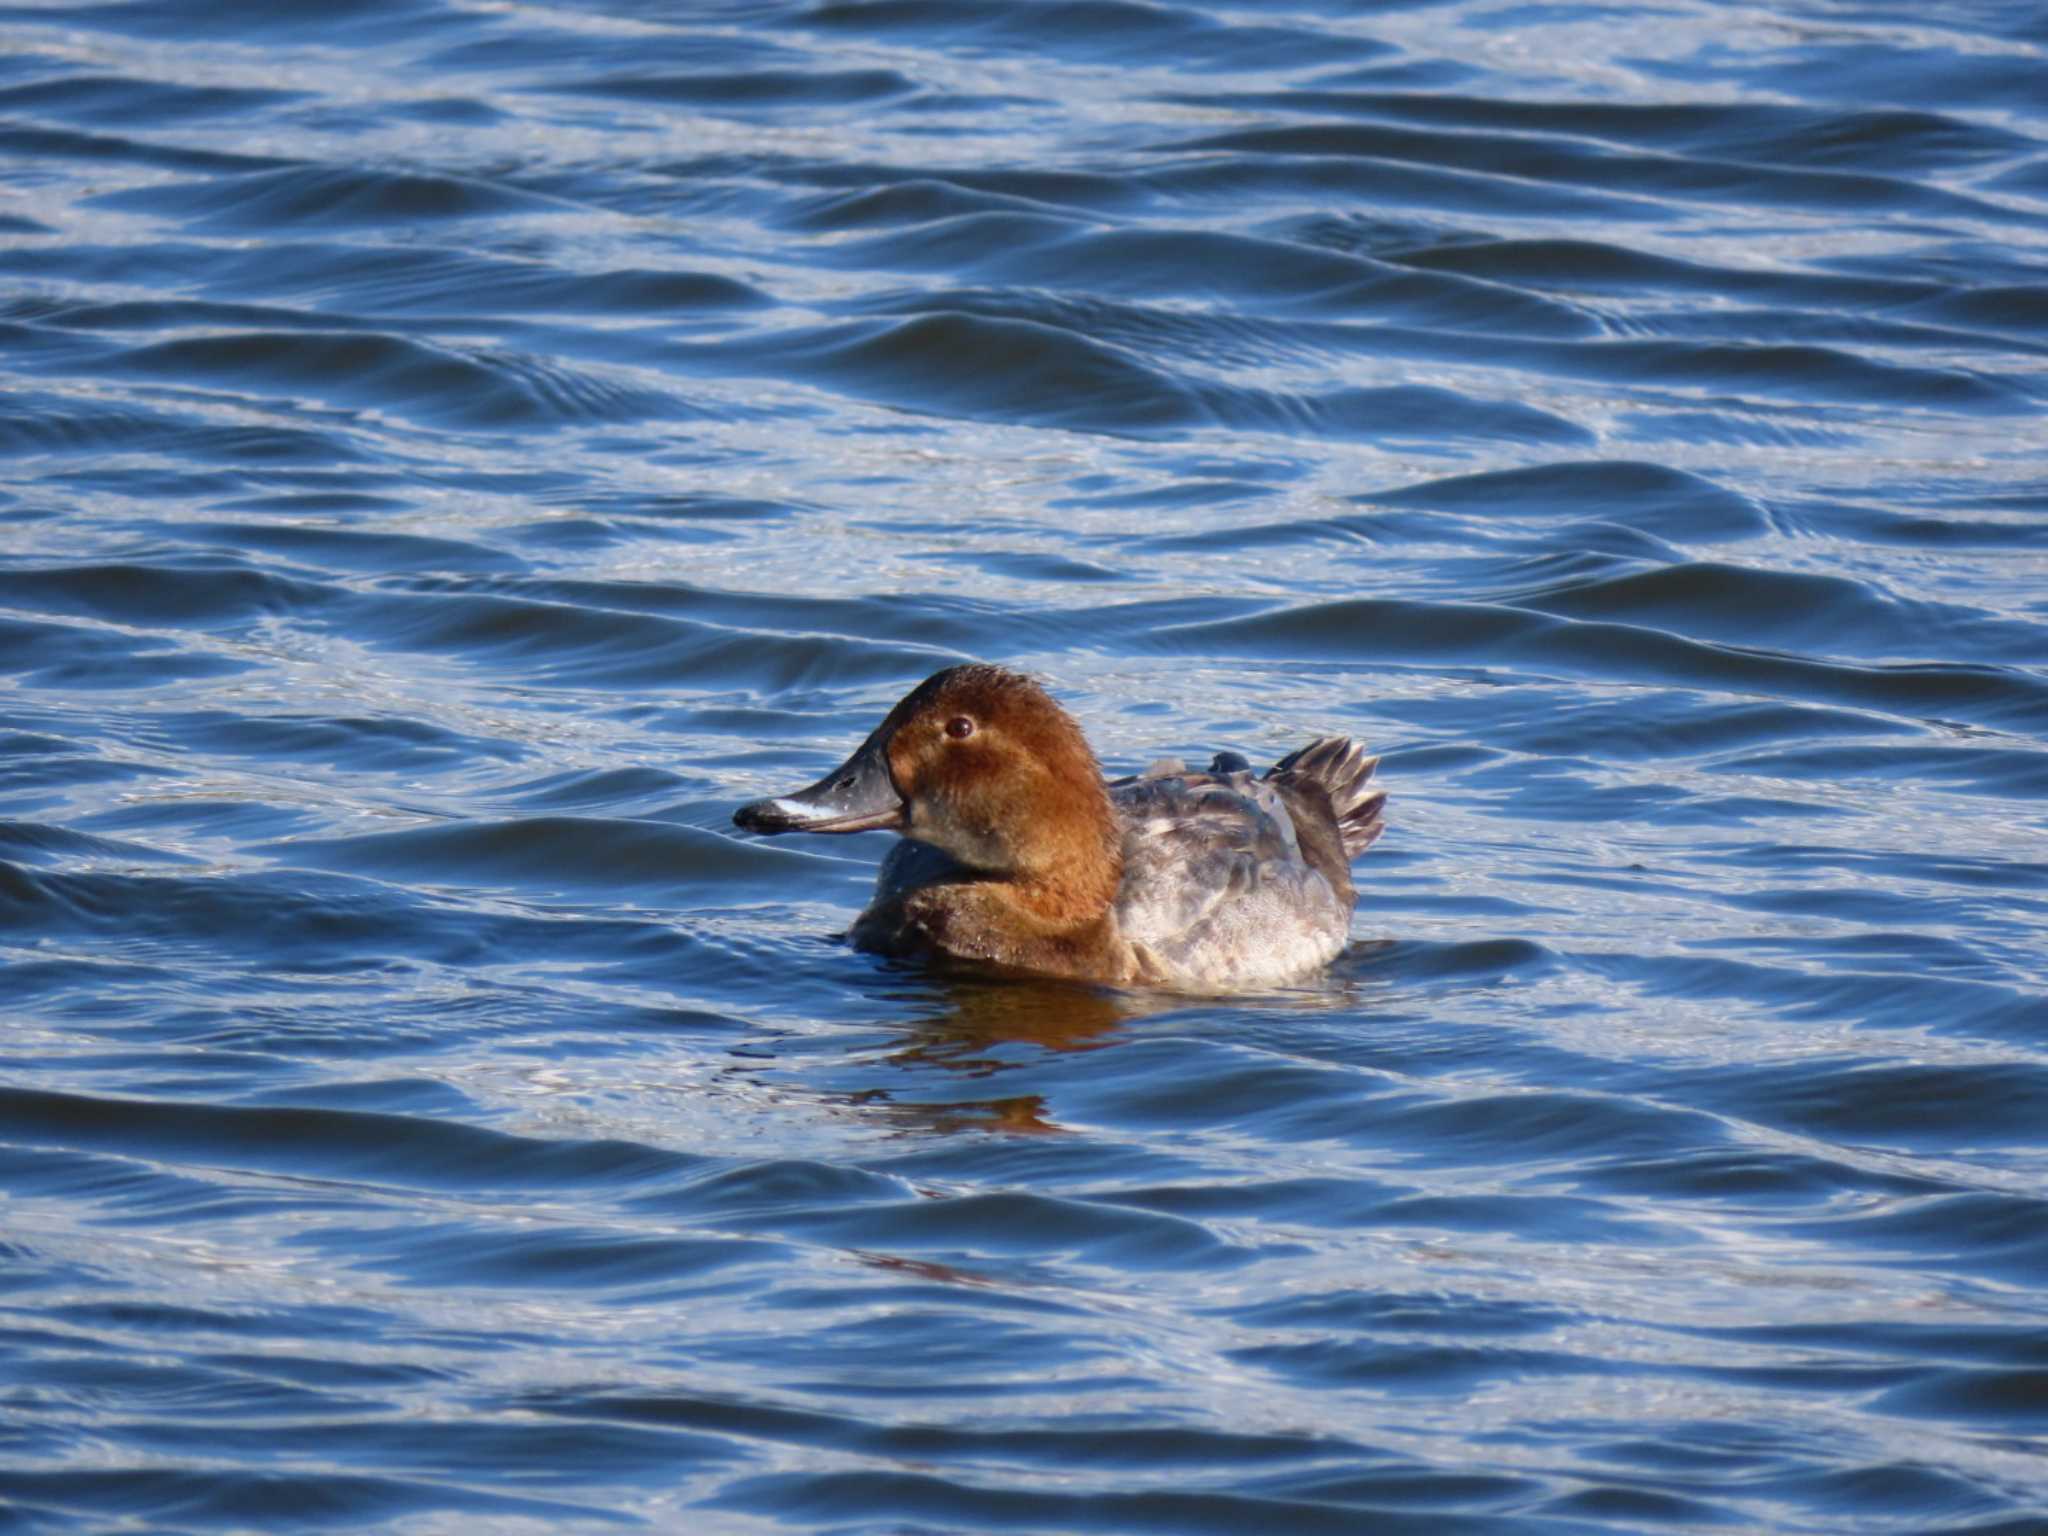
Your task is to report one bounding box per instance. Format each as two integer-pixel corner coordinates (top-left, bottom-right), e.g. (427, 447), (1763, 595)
(734, 732), (904, 836)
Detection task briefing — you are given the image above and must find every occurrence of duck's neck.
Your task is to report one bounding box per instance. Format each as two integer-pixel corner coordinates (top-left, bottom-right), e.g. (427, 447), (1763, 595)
(892, 802), (1128, 982)
(1005, 778), (1122, 933)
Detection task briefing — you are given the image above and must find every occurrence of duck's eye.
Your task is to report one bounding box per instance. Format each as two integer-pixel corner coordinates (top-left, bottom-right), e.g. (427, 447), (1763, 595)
(945, 715), (975, 740)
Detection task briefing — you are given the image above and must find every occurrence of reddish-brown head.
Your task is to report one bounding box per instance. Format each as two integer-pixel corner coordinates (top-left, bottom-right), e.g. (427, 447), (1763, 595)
(881, 666), (1116, 892)
(736, 665), (1122, 921)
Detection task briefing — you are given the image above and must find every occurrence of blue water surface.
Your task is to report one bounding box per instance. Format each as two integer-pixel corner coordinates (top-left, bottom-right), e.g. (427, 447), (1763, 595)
(2, 0), (2046, 1531)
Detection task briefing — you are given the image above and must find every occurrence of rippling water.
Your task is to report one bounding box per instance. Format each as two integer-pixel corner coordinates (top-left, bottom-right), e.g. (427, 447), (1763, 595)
(3, 0), (2046, 1530)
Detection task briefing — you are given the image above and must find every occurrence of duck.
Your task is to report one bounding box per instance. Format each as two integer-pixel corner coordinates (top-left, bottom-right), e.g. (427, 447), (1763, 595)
(733, 664), (1385, 992)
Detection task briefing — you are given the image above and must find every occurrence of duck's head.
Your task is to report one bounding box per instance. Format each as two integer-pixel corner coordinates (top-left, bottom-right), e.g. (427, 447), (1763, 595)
(735, 665), (1118, 892)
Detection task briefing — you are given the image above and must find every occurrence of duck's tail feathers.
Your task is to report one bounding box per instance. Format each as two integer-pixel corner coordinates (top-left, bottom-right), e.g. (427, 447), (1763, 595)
(1269, 736), (1386, 860)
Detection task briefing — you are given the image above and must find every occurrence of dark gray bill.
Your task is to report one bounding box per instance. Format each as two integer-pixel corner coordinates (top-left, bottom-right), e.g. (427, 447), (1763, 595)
(733, 728), (903, 835)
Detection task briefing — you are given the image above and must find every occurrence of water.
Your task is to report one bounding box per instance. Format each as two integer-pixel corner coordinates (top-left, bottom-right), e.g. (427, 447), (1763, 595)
(2, 0), (2046, 1530)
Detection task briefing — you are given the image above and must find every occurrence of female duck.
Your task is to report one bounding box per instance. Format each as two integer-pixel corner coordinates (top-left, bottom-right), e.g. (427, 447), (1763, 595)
(734, 665), (1385, 992)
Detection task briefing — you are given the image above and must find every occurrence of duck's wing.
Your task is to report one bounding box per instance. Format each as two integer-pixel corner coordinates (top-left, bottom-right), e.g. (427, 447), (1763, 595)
(1107, 768), (1352, 987)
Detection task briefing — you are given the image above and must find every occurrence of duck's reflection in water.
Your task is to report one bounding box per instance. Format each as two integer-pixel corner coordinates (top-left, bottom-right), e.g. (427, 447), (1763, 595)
(839, 974), (1138, 1135)
(837, 956), (1380, 1136)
